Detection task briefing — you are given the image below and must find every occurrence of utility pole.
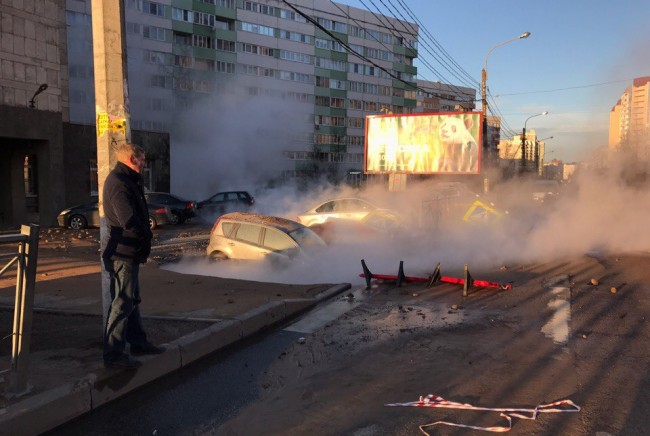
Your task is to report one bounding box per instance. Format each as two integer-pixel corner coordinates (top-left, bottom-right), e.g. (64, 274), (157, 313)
(91, 0), (131, 327)
(481, 68), (488, 165)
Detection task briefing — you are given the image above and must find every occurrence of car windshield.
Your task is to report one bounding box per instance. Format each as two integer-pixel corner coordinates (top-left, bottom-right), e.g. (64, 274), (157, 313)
(289, 227), (327, 250)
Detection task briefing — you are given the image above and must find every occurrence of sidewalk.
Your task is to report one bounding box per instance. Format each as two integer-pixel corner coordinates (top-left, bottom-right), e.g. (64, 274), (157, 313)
(0, 227), (350, 435)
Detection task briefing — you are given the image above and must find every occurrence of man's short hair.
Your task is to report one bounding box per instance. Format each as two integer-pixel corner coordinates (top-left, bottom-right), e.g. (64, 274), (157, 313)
(116, 142), (145, 162)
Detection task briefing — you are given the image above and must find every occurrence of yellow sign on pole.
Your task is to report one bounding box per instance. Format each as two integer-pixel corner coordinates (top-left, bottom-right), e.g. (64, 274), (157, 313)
(96, 112), (109, 137)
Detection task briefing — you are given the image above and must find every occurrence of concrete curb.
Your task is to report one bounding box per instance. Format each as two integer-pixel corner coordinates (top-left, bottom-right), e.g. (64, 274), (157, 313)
(0, 282), (351, 435)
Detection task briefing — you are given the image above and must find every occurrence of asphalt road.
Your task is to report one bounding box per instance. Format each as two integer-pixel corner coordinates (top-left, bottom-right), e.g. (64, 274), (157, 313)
(46, 253), (650, 436)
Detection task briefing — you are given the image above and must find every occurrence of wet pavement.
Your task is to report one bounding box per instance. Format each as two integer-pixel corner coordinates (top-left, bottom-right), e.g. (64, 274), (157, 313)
(0, 224), (350, 435)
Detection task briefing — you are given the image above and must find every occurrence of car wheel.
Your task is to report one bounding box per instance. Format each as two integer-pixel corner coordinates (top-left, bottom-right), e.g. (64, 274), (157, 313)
(170, 211), (181, 225)
(69, 215), (87, 230)
(209, 251), (228, 261)
(149, 217), (157, 229)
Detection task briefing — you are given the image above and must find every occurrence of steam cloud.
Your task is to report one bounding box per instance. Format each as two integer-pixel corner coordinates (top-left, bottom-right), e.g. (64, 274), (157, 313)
(165, 76), (650, 286)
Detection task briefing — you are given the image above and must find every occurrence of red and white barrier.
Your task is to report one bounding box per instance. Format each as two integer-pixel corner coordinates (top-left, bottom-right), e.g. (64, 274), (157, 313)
(385, 394), (580, 434)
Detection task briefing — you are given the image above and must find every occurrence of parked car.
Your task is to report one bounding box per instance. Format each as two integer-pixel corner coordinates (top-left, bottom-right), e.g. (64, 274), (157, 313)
(56, 202), (172, 230)
(296, 197), (400, 227)
(197, 191), (255, 217)
(144, 192), (196, 225)
(308, 209), (404, 244)
(206, 212), (326, 265)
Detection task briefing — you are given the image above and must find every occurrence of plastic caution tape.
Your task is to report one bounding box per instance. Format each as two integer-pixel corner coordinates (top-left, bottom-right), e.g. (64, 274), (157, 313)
(385, 394), (580, 434)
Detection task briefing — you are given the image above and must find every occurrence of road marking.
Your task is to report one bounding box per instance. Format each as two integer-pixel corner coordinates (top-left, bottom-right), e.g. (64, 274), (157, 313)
(284, 287), (365, 334)
(541, 286), (571, 346)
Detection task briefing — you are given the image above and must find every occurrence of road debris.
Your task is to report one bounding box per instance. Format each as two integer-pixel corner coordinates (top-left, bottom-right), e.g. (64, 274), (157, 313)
(590, 278), (599, 286)
(385, 393), (580, 434)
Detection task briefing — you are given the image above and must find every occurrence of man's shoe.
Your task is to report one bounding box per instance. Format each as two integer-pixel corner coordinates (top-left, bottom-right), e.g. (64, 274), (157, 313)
(104, 355), (142, 370)
(130, 343), (165, 356)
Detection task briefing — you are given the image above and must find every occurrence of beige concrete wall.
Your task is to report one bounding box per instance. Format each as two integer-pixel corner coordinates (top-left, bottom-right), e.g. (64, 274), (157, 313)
(0, 0), (68, 118)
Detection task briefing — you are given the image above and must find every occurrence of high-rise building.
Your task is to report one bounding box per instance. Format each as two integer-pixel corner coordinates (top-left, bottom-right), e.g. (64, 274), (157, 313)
(66, 0), (420, 193)
(2, 0), (421, 226)
(609, 76), (650, 161)
(415, 80), (475, 113)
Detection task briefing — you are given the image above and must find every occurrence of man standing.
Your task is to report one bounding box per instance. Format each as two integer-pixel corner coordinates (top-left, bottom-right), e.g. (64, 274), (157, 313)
(102, 142), (164, 369)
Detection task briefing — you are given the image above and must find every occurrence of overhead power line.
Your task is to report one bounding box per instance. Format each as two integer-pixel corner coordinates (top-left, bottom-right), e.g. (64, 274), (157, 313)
(495, 79), (633, 97)
(364, 0), (475, 91)
(280, 0), (475, 101)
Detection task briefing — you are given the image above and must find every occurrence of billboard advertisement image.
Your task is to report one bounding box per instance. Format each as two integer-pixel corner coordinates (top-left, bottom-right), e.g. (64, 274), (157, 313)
(364, 112), (482, 174)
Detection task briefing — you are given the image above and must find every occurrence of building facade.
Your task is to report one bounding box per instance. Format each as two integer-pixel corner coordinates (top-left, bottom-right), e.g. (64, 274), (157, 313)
(415, 80), (475, 113)
(66, 0), (420, 191)
(609, 76), (650, 161)
(498, 129), (548, 176)
(5, 0), (497, 227)
(0, 0), (169, 228)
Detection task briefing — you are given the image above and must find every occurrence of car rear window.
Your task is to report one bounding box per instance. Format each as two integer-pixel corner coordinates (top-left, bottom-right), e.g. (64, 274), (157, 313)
(211, 193), (225, 202)
(234, 223), (260, 244)
(221, 222), (236, 237)
(226, 192), (239, 201)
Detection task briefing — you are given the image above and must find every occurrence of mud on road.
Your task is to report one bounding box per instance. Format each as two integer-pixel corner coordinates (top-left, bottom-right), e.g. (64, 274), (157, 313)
(218, 254), (650, 436)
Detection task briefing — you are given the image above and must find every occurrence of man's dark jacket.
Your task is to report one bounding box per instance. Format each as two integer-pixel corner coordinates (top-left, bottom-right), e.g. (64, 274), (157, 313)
(102, 161), (153, 264)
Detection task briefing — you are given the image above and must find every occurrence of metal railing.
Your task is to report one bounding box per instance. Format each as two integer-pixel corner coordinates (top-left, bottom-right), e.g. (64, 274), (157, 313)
(0, 224), (39, 397)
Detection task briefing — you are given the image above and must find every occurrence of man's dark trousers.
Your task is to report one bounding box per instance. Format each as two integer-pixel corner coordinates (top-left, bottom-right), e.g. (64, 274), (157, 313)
(104, 260), (149, 363)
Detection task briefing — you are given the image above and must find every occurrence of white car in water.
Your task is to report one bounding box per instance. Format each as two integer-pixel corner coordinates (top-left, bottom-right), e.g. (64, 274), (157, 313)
(206, 212), (326, 264)
(296, 198), (400, 227)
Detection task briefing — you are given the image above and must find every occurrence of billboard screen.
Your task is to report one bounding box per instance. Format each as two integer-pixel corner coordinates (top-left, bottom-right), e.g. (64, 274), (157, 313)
(364, 112), (482, 174)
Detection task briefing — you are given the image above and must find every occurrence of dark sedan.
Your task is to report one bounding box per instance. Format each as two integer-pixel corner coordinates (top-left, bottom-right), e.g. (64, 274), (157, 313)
(144, 192), (197, 225)
(196, 191), (254, 217)
(56, 202), (172, 229)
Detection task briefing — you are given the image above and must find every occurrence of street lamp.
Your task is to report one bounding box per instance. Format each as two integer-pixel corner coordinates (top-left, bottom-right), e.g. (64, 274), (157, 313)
(28, 83), (48, 109)
(481, 32), (530, 166)
(521, 111), (548, 174)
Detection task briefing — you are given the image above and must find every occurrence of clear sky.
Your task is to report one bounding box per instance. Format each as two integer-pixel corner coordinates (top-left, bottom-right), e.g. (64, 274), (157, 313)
(342, 0), (650, 162)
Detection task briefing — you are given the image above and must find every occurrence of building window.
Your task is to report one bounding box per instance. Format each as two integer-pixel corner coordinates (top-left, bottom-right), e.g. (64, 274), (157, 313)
(195, 58), (215, 71)
(89, 159), (98, 195)
(279, 8), (307, 23)
(142, 164), (153, 191)
(364, 101), (378, 112)
(143, 1), (165, 17)
(173, 31), (191, 45)
(216, 39), (236, 52)
(348, 117), (364, 128)
(143, 26), (167, 41)
(24, 154), (38, 213)
(174, 55), (193, 68)
(278, 30), (312, 44)
(193, 34), (214, 49)
(214, 18), (234, 31)
(348, 99), (362, 110)
(23, 155), (38, 197)
(172, 7), (189, 22)
(241, 22), (275, 37)
(216, 61), (235, 74)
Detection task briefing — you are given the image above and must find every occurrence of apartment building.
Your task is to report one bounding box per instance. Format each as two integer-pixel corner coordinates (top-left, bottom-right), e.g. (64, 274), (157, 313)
(497, 129), (548, 176)
(415, 79), (475, 113)
(0, 0), (422, 227)
(609, 76), (650, 161)
(66, 0), (419, 193)
(0, 1), (171, 228)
